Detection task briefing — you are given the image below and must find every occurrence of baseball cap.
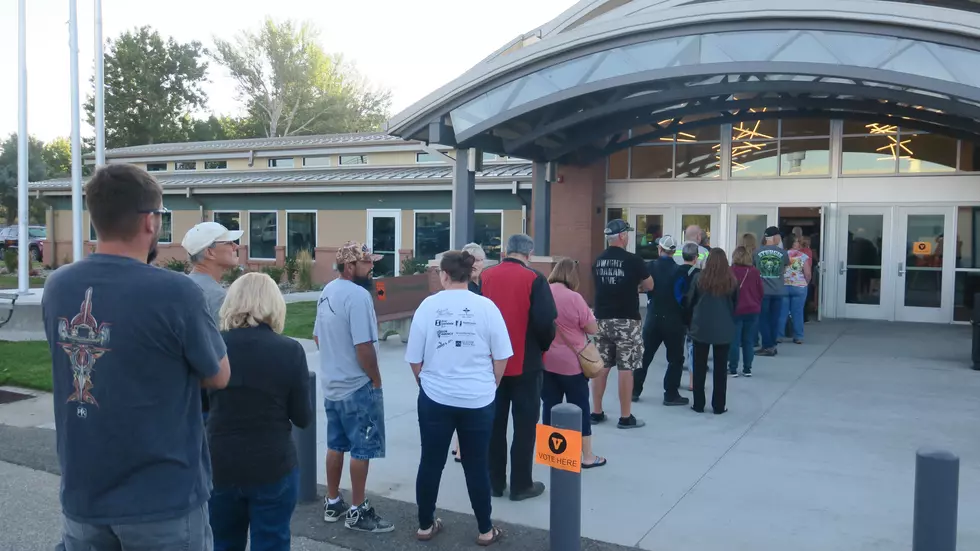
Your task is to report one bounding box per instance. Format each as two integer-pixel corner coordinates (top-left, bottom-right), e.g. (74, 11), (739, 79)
(181, 222), (243, 256)
(763, 226), (781, 238)
(657, 235), (677, 250)
(336, 241), (383, 264)
(604, 219), (634, 236)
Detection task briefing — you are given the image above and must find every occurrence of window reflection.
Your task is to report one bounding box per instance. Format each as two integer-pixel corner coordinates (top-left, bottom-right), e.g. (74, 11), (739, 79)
(841, 135), (898, 175)
(675, 143), (721, 178)
(955, 206), (980, 322)
(898, 132), (956, 173)
(780, 139), (830, 176)
(635, 214), (664, 261)
(630, 145), (673, 179)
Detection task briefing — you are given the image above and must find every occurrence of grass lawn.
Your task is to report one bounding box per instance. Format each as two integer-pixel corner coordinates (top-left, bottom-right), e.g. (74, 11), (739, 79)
(0, 340), (52, 392)
(0, 275), (46, 289)
(283, 301), (316, 340)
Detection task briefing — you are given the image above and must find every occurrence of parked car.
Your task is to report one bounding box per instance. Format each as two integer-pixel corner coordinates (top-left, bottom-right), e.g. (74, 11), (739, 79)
(0, 226), (45, 262)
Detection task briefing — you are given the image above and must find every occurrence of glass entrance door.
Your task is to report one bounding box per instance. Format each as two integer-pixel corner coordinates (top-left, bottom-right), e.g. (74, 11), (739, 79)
(895, 207), (954, 323)
(728, 206), (778, 253)
(677, 207), (719, 248)
(367, 209), (401, 278)
(632, 209), (674, 262)
(837, 207), (893, 320)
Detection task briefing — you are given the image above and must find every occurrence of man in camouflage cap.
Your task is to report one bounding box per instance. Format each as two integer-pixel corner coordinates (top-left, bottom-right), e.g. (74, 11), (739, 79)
(313, 241), (393, 533)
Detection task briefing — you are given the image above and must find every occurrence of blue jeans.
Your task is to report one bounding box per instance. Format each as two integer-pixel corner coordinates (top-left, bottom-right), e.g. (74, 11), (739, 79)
(60, 503), (212, 551)
(541, 371), (592, 437)
(416, 389), (495, 534)
(778, 286), (807, 340)
(759, 295), (784, 349)
(209, 469), (298, 551)
(324, 382), (386, 460)
(728, 313), (759, 372)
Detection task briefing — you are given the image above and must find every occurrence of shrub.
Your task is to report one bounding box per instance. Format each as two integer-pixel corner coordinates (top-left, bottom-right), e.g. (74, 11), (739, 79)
(261, 265), (285, 284)
(222, 265), (244, 285)
(164, 258), (189, 273)
(296, 250), (314, 291)
(401, 256), (429, 276)
(3, 248), (18, 274)
(284, 256), (298, 284)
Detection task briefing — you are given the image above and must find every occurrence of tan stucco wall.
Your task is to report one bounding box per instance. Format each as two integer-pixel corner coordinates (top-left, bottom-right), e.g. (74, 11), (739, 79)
(400, 210), (414, 250)
(170, 210), (203, 245)
(318, 210), (367, 245)
(503, 210), (524, 239)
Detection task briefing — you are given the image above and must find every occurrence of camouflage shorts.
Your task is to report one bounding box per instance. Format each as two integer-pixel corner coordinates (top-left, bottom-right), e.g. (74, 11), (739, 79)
(595, 318), (643, 371)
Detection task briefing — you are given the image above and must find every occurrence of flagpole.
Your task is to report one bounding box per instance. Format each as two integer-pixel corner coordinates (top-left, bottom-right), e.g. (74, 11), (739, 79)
(94, 0), (105, 166)
(69, 0), (83, 261)
(16, 0), (29, 293)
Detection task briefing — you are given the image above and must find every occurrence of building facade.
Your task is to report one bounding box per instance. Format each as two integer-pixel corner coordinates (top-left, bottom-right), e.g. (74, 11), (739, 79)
(386, 0), (980, 324)
(30, 133), (532, 282)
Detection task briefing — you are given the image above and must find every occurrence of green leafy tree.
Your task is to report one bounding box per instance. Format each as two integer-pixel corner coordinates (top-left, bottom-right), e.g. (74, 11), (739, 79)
(42, 137), (72, 178)
(212, 18), (391, 138)
(0, 134), (48, 224)
(185, 115), (262, 142)
(86, 26), (210, 148)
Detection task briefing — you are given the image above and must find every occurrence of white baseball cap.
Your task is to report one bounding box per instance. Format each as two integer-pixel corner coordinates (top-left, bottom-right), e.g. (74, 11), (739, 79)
(181, 222), (243, 256)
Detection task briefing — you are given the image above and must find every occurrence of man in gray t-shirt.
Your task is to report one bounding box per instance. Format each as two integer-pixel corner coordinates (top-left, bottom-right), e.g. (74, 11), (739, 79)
(313, 241), (393, 533)
(754, 226), (790, 356)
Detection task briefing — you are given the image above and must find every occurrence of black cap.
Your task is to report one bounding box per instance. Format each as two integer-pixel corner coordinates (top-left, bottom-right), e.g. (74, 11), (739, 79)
(763, 226), (781, 238)
(604, 219), (634, 236)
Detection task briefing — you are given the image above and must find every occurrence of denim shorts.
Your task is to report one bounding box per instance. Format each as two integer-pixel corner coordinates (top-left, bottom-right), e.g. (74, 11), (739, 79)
(324, 382), (386, 460)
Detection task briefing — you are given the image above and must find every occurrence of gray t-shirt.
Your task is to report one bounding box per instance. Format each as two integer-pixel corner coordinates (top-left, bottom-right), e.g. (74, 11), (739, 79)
(313, 279), (378, 401)
(42, 254), (226, 524)
(754, 245), (790, 296)
(187, 271), (227, 323)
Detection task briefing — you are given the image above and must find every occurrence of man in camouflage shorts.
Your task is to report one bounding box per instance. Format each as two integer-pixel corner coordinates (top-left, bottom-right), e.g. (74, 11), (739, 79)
(590, 219), (654, 429)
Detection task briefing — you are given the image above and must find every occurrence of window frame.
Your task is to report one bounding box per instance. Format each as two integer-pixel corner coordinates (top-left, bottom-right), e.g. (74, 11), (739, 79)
(146, 162), (168, 172)
(285, 209), (318, 261)
(416, 152), (443, 164)
(174, 161), (197, 171)
(157, 211), (173, 244)
(474, 209), (505, 260)
(247, 211), (279, 261)
(211, 210), (243, 232)
(302, 156), (331, 168)
(339, 155), (368, 166)
(413, 209), (452, 259)
(203, 160), (228, 171)
(268, 158), (295, 169)
(366, 208), (403, 277)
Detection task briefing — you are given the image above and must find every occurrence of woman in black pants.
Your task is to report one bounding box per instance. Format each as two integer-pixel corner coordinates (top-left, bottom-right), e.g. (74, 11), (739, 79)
(685, 248), (738, 414)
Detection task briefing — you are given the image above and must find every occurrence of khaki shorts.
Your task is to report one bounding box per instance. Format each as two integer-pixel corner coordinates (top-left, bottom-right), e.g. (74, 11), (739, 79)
(595, 318), (643, 371)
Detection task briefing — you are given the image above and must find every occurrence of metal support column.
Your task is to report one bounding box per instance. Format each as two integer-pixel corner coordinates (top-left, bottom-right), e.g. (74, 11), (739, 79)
(451, 148), (476, 249)
(68, 0), (84, 261)
(16, 0), (29, 293)
(532, 162), (551, 256)
(94, 0), (106, 166)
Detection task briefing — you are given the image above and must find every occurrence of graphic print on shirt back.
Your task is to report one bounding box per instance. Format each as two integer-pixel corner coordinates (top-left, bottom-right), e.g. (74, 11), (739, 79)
(433, 307), (477, 349)
(57, 287), (112, 415)
(595, 258), (627, 285)
(757, 250), (785, 280)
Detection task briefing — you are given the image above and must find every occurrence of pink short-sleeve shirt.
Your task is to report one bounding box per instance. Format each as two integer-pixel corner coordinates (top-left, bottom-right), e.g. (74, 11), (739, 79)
(543, 283), (596, 376)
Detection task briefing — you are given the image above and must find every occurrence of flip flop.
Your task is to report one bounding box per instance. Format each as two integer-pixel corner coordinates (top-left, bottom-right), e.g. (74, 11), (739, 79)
(582, 456), (607, 469)
(417, 518), (443, 541)
(477, 526), (503, 546)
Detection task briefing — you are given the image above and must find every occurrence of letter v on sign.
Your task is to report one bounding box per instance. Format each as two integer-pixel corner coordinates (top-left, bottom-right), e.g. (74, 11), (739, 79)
(535, 424), (582, 473)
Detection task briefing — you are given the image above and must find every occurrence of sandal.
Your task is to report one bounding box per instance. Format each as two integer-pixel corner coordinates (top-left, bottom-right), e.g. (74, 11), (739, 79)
(581, 456), (607, 469)
(477, 526), (503, 546)
(417, 518), (443, 541)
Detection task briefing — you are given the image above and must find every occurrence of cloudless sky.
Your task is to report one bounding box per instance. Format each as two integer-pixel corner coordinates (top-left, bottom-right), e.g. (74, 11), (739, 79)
(0, 0), (575, 142)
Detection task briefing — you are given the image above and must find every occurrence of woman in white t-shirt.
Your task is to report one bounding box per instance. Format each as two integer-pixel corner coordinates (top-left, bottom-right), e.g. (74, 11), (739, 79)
(405, 250), (512, 546)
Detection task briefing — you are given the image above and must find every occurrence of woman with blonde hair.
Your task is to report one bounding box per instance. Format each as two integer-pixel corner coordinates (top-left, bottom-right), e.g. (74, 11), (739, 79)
(208, 272), (312, 551)
(543, 258), (605, 468)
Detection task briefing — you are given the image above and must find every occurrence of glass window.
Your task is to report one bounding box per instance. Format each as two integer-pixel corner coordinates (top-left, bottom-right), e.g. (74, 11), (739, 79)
(416, 152), (442, 163)
(844, 214), (885, 305)
(340, 155), (367, 165)
(780, 118), (830, 138)
(898, 132), (957, 173)
(204, 161), (227, 170)
(482, 152), (500, 162)
(634, 214), (664, 261)
(731, 141), (778, 178)
(158, 212), (173, 244)
(175, 161), (197, 171)
(780, 139), (831, 176)
(146, 162), (167, 172)
(630, 145), (672, 179)
(681, 214), (712, 246)
(608, 149), (628, 179)
(248, 212), (277, 260)
(959, 141), (980, 172)
(841, 135), (899, 175)
(676, 124), (720, 142)
(902, 214), (945, 309)
(606, 207), (624, 223)
(843, 121), (896, 135)
(213, 212), (241, 232)
(956, 207), (980, 269)
(370, 215), (398, 278)
(732, 119), (777, 142)
(268, 158), (294, 169)
(475, 212), (503, 260)
(89, 222), (97, 241)
(675, 143), (721, 178)
(414, 212), (451, 260)
(303, 156), (331, 167)
(286, 212), (316, 260)
(954, 271), (980, 322)
(28, 228), (45, 238)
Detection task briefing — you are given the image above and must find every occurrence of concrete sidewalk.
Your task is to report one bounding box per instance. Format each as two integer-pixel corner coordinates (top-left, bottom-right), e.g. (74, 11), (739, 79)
(3, 320), (979, 550)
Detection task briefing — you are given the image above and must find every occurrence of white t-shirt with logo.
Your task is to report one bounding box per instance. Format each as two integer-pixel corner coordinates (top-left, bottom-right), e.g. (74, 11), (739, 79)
(405, 289), (513, 409)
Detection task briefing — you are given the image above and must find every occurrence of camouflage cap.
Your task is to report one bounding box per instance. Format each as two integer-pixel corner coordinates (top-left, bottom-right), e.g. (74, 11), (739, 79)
(336, 241), (383, 264)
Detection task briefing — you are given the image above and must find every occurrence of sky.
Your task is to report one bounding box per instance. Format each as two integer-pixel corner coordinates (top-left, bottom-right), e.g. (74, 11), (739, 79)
(0, 0), (576, 143)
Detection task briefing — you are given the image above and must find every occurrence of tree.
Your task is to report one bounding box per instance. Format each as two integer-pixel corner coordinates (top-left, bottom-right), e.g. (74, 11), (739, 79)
(185, 115), (262, 142)
(0, 134), (48, 224)
(42, 137), (72, 178)
(86, 27), (210, 148)
(212, 18), (392, 138)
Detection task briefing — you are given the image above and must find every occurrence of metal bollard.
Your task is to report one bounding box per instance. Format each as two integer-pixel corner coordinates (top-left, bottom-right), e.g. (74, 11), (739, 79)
(549, 403), (582, 551)
(292, 370), (318, 503)
(913, 447), (959, 551)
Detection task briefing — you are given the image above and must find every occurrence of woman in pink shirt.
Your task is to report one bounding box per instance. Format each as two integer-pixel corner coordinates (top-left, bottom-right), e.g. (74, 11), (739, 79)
(542, 258), (605, 468)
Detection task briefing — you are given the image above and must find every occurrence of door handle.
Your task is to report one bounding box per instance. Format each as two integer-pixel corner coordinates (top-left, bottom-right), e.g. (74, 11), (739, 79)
(838, 261), (846, 275)
(898, 262), (905, 277)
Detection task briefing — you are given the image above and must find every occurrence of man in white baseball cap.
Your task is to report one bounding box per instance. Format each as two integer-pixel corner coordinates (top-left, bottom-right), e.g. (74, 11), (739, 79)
(182, 221), (242, 421)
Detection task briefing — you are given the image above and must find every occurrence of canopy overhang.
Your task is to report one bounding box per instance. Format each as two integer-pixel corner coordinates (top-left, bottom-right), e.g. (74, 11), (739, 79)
(387, 0), (980, 164)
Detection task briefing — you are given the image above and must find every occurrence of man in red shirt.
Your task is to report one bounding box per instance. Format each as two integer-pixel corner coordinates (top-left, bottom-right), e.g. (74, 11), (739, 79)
(480, 233), (557, 501)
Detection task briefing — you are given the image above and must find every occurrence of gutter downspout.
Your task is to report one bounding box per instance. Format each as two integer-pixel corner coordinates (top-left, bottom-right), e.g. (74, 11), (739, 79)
(512, 180), (529, 233)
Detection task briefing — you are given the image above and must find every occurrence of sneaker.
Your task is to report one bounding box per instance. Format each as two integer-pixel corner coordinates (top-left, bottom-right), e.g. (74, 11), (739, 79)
(730, 370), (740, 377)
(663, 395), (690, 406)
(742, 368), (752, 377)
(590, 411), (607, 425)
(617, 414), (646, 429)
(345, 501), (395, 533)
(324, 496), (350, 523)
(756, 348), (776, 357)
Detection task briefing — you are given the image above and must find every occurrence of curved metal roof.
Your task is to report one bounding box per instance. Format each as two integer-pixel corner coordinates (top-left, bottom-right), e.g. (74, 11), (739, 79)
(387, 0), (980, 163)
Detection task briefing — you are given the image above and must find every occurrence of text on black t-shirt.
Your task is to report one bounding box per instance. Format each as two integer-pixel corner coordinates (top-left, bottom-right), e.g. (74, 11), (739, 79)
(592, 246), (650, 320)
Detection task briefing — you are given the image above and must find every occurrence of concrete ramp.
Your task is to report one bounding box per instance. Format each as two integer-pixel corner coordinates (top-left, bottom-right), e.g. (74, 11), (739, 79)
(0, 292), (44, 336)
